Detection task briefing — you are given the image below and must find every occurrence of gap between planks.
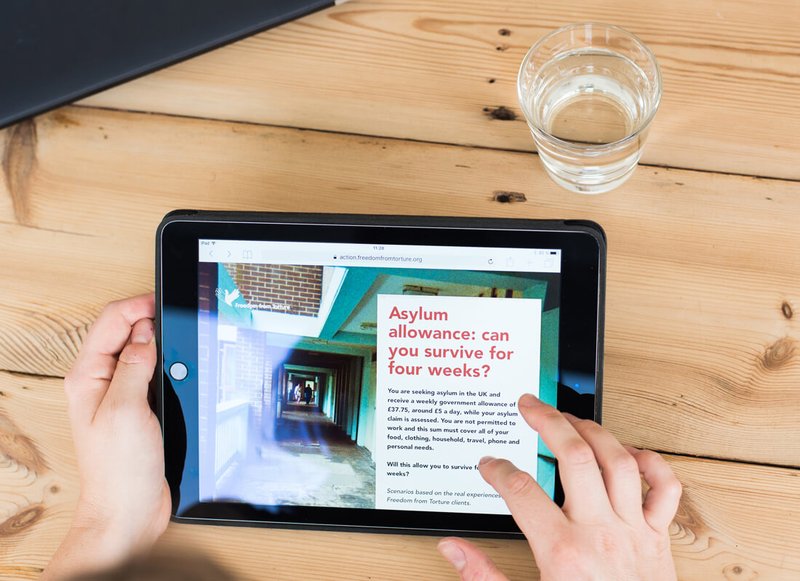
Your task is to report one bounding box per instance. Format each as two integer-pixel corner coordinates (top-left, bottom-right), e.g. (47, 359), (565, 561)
(68, 103), (800, 185)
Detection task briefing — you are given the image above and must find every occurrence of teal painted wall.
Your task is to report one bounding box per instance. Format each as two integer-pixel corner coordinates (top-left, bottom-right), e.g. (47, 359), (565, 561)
(356, 356), (377, 454)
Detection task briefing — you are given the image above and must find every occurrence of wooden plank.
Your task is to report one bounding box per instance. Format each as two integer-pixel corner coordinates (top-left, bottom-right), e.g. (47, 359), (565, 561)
(0, 371), (798, 580)
(76, 0), (800, 180)
(0, 372), (78, 581)
(670, 457), (800, 581)
(0, 220), (152, 377)
(0, 107), (798, 468)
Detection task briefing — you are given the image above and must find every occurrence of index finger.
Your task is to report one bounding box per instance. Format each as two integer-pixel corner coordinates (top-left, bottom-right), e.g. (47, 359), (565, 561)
(65, 294), (155, 424)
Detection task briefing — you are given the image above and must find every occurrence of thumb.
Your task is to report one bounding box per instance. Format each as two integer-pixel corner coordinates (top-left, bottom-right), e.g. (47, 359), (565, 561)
(438, 538), (510, 581)
(106, 320), (156, 407)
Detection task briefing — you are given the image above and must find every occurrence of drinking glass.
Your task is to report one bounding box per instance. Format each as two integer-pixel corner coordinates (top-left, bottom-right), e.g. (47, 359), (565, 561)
(517, 23), (662, 194)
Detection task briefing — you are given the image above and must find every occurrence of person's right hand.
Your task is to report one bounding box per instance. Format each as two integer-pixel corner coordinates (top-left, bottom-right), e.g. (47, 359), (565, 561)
(438, 394), (681, 581)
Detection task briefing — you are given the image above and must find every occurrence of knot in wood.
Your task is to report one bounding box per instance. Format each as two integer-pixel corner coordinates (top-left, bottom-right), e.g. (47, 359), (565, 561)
(0, 504), (44, 537)
(482, 106), (517, 121)
(493, 191), (527, 203)
(723, 563), (758, 580)
(761, 336), (796, 370)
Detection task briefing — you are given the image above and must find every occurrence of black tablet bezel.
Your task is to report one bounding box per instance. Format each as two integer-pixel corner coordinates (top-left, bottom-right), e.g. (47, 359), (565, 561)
(156, 211), (606, 537)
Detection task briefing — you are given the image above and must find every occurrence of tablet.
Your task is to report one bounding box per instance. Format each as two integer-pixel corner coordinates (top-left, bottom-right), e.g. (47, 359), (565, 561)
(156, 211), (606, 536)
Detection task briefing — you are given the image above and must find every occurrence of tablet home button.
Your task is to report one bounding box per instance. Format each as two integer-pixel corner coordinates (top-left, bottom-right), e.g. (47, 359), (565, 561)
(169, 362), (188, 381)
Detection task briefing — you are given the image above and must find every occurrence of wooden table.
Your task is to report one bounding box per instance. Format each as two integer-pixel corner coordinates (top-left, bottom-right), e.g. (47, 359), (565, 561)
(1, 0), (799, 579)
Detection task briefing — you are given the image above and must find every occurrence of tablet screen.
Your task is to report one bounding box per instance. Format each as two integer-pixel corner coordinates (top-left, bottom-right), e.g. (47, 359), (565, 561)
(195, 239), (562, 515)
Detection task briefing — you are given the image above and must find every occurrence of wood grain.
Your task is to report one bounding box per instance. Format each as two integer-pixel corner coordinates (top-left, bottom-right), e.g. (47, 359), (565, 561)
(2, 2), (797, 578)
(0, 373), (78, 581)
(78, 0), (800, 180)
(0, 107), (798, 468)
(0, 371), (797, 580)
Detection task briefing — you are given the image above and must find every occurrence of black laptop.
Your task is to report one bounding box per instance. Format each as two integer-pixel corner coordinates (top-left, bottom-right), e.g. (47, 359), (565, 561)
(1, 0), (341, 128)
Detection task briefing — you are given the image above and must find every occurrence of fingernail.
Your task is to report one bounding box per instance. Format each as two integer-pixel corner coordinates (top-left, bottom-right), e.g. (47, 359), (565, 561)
(132, 324), (154, 344)
(518, 393), (539, 408)
(437, 540), (466, 572)
(478, 455), (495, 466)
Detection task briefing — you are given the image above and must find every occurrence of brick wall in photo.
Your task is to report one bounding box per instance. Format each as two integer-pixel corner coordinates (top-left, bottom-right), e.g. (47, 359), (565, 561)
(197, 262), (218, 498)
(198, 263), (214, 438)
(226, 264), (323, 317)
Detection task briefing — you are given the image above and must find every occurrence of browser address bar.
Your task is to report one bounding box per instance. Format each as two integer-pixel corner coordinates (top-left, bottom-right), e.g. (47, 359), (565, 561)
(198, 240), (561, 273)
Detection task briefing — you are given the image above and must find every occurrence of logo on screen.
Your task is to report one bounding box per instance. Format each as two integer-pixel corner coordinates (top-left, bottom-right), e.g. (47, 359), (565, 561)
(214, 287), (240, 306)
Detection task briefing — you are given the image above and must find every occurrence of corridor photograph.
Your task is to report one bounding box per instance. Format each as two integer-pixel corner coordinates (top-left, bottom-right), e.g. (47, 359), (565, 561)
(214, 348), (377, 509)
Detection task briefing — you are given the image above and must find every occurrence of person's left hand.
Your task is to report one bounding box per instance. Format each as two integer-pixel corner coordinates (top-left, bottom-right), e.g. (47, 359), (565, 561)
(44, 294), (170, 579)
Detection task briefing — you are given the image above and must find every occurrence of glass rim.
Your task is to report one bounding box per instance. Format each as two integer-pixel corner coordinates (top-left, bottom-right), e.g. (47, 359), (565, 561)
(516, 22), (662, 151)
